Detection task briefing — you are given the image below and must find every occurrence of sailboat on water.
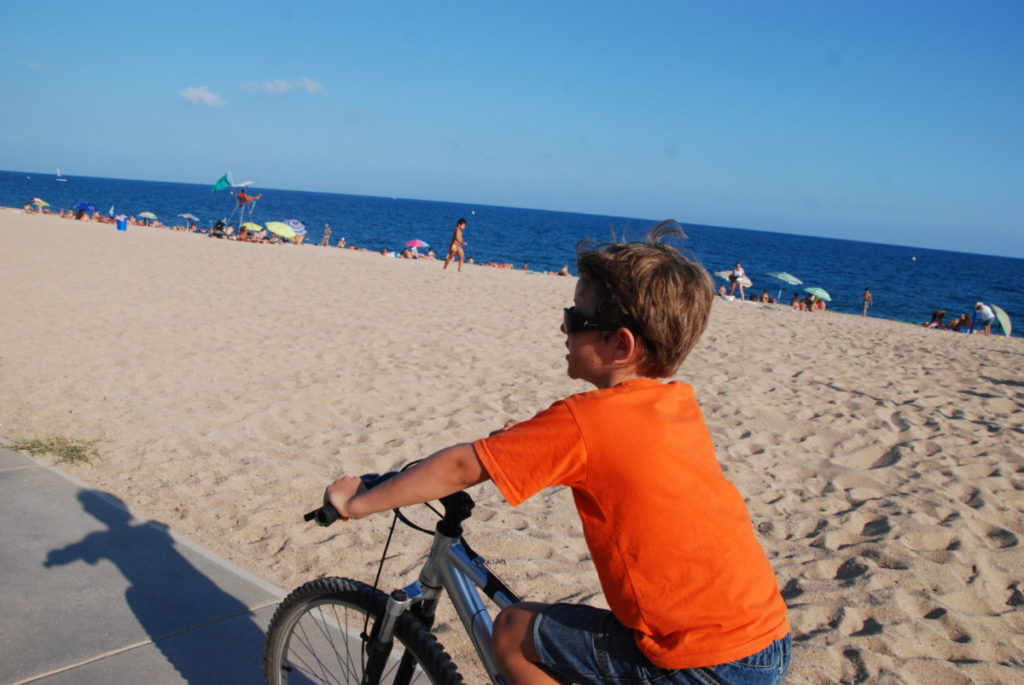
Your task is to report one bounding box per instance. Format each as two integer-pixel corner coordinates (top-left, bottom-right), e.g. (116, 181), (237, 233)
(55, 168), (67, 182)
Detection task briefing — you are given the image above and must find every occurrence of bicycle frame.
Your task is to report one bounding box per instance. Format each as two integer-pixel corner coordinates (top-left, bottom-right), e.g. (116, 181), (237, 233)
(371, 494), (521, 684)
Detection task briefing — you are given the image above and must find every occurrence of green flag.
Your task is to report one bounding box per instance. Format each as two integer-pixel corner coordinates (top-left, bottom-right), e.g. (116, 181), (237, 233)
(211, 172), (231, 193)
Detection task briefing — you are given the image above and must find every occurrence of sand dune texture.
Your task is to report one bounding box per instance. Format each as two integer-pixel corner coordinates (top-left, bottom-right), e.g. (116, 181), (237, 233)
(2, 211), (1022, 684)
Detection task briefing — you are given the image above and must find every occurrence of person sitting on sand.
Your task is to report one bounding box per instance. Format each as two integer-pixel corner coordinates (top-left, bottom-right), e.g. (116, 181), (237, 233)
(323, 221), (791, 684)
(922, 310), (946, 328)
(718, 285), (736, 302)
(946, 313), (971, 332)
(558, 264), (571, 276)
(336, 237), (346, 248)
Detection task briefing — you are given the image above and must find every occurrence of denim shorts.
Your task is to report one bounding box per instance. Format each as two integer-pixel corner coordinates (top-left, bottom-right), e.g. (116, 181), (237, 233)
(532, 603), (791, 684)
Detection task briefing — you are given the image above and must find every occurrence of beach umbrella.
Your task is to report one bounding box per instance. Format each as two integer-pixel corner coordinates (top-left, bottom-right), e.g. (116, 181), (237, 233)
(73, 202), (96, 213)
(265, 221), (296, 239)
(992, 304), (1012, 337)
(405, 239), (429, 248)
(138, 212), (157, 220)
(178, 213), (200, 222)
(285, 219), (306, 234)
(804, 286), (831, 302)
(764, 272), (802, 301)
(764, 272), (802, 285)
(241, 222), (262, 232)
(31, 198), (48, 207)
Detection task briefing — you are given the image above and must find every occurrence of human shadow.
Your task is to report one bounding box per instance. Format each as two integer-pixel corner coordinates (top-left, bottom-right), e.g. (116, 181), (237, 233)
(44, 490), (269, 683)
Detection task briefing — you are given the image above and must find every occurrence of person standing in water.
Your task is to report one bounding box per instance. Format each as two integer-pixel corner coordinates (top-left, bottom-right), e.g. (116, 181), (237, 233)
(442, 218), (468, 271)
(862, 288), (873, 316)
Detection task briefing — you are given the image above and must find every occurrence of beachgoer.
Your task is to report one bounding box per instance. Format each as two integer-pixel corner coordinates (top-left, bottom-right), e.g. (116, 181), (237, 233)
(729, 262), (747, 300)
(947, 313), (971, 332)
(321, 224), (332, 247)
(558, 265), (570, 276)
(862, 288), (873, 316)
(442, 218), (468, 271)
(718, 285), (736, 302)
(236, 189), (261, 206)
(923, 310), (946, 328)
(324, 221), (791, 684)
(336, 236), (346, 248)
(972, 302), (996, 335)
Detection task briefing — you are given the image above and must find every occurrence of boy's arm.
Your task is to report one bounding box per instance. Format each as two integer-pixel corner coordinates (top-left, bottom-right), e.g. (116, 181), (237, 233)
(326, 443), (489, 519)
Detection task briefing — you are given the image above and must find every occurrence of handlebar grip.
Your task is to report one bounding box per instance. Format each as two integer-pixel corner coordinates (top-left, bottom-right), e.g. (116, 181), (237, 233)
(305, 471), (399, 526)
(304, 504), (341, 526)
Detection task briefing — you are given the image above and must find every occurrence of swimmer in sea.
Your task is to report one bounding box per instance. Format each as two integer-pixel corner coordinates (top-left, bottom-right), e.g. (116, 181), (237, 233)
(442, 218), (468, 272)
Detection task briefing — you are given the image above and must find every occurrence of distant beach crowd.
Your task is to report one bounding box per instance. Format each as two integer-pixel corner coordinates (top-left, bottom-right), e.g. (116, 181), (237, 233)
(18, 202), (574, 277)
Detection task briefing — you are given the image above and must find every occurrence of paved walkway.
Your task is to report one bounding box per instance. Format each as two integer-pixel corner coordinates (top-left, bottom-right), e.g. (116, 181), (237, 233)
(0, 443), (283, 684)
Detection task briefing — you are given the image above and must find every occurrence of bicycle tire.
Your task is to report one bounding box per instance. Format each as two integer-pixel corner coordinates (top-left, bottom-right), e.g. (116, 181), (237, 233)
(264, 577), (464, 685)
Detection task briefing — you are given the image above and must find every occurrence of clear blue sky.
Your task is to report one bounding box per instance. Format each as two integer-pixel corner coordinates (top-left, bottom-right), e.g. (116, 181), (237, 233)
(3, 1), (1022, 257)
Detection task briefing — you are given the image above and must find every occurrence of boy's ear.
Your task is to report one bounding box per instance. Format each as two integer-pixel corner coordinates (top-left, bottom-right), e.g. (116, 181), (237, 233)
(611, 327), (641, 365)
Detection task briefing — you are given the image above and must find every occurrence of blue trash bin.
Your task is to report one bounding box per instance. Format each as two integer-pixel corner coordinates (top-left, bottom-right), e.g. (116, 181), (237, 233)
(116, 216), (127, 231)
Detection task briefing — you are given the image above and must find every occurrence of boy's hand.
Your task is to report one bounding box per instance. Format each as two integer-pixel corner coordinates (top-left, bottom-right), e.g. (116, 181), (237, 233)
(324, 476), (367, 520)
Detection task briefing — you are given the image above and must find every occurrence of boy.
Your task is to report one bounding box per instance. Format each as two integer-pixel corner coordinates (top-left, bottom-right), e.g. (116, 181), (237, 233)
(326, 222), (791, 684)
(442, 218), (468, 271)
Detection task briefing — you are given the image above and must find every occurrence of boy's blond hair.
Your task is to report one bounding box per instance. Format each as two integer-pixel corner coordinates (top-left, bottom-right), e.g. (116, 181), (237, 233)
(576, 220), (713, 377)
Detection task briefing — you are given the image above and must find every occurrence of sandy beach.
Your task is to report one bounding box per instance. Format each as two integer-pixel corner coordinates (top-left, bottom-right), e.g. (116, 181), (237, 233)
(2, 210), (1021, 683)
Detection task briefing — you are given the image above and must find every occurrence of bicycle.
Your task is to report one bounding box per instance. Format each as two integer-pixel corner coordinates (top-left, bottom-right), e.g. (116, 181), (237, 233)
(264, 469), (521, 684)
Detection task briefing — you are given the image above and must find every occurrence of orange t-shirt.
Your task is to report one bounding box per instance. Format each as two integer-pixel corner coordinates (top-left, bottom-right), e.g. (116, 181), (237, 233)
(473, 378), (789, 669)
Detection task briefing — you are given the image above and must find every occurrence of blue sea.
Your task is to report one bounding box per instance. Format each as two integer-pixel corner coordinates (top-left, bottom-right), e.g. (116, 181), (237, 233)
(4, 169), (1023, 337)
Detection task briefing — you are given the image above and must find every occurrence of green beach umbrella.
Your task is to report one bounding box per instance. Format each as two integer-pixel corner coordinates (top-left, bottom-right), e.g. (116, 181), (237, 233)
(138, 211), (157, 219)
(764, 272), (803, 301)
(265, 221), (296, 239)
(991, 304), (1012, 337)
(804, 287), (831, 302)
(764, 272), (802, 285)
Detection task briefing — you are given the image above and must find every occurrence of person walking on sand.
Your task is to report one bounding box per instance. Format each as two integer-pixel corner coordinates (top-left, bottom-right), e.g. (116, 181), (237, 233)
(862, 288), (873, 316)
(728, 262), (747, 300)
(321, 224), (332, 247)
(442, 218), (468, 271)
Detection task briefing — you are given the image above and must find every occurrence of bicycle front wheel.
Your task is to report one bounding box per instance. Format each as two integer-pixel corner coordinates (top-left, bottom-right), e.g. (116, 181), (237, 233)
(264, 577), (463, 685)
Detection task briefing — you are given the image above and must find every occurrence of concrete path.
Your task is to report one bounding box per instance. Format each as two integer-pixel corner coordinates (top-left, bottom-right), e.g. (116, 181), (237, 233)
(0, 444), (283, 684)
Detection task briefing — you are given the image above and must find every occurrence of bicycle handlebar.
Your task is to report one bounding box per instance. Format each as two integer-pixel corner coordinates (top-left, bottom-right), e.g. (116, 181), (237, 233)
(304, 472), (398, 527)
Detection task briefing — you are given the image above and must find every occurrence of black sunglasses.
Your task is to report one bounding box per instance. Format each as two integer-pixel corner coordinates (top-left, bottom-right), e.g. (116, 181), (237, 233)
(563, 307), (626, 334)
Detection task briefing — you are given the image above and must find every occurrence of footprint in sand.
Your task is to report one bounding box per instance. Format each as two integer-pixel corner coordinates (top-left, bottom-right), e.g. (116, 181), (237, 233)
(850, 617), (883, 636)
(780, 578), (803, 600)
(835, 557), (869, 583)
(986, 527), (1019, 549)
(861, 517), (891, 537)
(962, 487), (985, 509)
